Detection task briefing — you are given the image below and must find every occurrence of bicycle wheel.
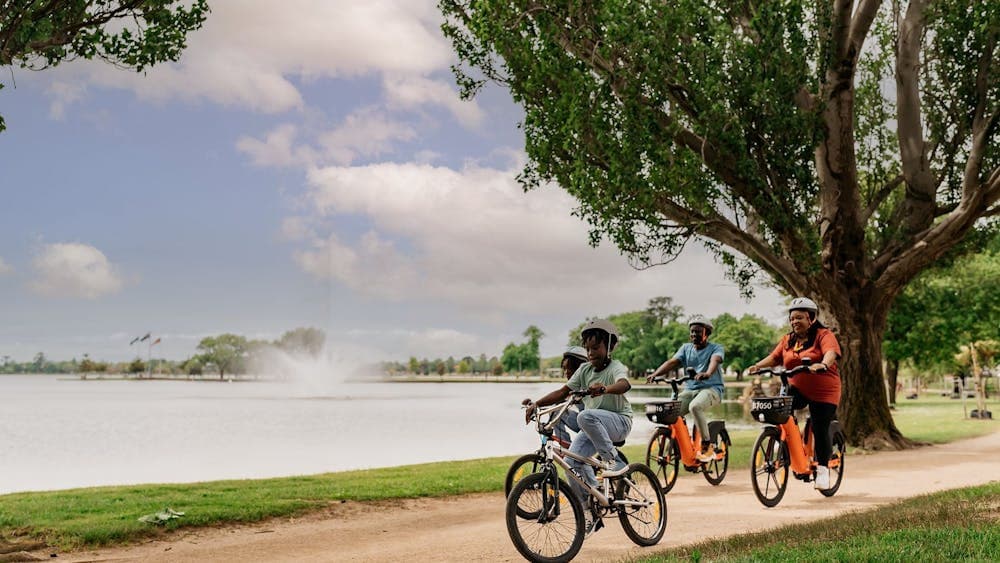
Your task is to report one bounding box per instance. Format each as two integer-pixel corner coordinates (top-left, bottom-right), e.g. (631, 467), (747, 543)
(750, 427), (789, 507)
(820, 431), (846, 497)
(646, 428), (679, 493)
(701, 429), (729, 486)
(615, 463), (667, 546)
(505, 453), (545, 497)
(506, 472), (585, 563)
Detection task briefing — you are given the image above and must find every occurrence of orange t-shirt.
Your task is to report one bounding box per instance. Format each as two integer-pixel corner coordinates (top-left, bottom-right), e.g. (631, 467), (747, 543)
(768, 327), (842, 405)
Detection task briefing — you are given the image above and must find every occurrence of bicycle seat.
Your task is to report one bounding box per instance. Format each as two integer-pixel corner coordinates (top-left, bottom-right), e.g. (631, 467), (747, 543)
(612, 439), (625, 447)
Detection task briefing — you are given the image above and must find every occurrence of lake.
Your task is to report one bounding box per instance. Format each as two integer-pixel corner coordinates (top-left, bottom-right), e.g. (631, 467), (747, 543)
(0, 375), (753, 494)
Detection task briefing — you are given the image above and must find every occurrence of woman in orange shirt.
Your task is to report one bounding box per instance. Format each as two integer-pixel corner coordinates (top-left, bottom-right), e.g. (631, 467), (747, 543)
(749, 297), (842, 490)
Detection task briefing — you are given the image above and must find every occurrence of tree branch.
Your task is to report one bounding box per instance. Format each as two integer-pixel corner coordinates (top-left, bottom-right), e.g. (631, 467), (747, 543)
(652, 194), (802, 290)
(894, 0), (937, 235)
(863, 174), (903, 223)
(849, 0), (884, 55)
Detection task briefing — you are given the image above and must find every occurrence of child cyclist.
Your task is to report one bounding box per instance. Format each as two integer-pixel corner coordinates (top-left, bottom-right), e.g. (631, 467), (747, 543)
(550, 346), (590, 447)
(646, 314), (725, 463)
(523, 319), (632, 534)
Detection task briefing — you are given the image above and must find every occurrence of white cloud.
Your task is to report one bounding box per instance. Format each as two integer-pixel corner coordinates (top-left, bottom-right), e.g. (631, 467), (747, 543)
(383, 74), (485, 127)
(295, 161), (786, 321)
(47, 81), (87, 119)
(238, 109), (418, 168)
(317, 108), (417, 165)
(30, 243), (124, 299)
(236, 124), (318, 168)
(56, 0), (458, 115)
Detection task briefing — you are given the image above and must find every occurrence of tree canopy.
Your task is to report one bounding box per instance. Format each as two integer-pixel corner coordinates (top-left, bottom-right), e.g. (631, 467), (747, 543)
(501, 325), (545, 373)
(0, 0), (209, 132)
(885, 234), (1000, 372)
(441, 0), (999, 448)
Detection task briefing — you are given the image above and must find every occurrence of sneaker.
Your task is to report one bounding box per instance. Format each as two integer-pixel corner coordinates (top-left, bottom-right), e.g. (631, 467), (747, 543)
(601, 457), (629, 477)
(583, 514), (604, 537)
(696, 444), (716, 463)
(814, 465), (830, 490)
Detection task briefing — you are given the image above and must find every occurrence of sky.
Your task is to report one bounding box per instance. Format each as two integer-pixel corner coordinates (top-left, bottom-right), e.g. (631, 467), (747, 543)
(0, 0), (787, 364)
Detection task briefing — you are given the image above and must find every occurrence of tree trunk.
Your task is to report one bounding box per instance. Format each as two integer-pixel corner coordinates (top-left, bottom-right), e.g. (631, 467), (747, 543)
(886, 358), (899, 405)
(835, 310), (916, 450)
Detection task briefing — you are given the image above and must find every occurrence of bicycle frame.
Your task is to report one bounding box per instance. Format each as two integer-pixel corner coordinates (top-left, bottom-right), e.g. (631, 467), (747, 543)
(650, 372), (721, 468)
(755, 368), (841, 477)
(530, 395), (652, 511)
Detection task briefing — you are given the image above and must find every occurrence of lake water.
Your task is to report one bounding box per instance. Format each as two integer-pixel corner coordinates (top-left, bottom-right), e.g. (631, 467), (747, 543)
(0, 375), (752, 494)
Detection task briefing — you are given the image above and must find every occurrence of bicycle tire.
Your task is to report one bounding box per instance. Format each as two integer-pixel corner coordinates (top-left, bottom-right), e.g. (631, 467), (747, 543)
(820, 431), (846, 497)
(750, 426), (789, 507)
(646, 428), (679, 493)
(506, 472), (584, 563)
(701, 429), (729, 486)
(615, 463), (667, 546)
(504, 453), (545, 497)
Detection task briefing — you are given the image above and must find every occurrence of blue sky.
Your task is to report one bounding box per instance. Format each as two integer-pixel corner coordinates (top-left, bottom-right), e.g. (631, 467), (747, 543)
(0, 0), (785, 363)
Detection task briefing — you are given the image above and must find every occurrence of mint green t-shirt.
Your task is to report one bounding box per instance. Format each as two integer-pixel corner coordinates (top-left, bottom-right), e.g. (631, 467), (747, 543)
(567, 359), (633, 417)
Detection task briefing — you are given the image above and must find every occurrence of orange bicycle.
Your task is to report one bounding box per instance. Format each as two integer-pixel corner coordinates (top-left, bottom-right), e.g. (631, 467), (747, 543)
(749, 363), (846, 507)
(645, 369), (730, 492)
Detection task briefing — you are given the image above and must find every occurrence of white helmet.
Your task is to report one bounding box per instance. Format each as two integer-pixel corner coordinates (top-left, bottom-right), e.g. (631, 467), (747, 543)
(563, 346), (588, 363)
(788, 297), (819, 315)
(687, 314), (714, 332)
(580, 318), (619, 352)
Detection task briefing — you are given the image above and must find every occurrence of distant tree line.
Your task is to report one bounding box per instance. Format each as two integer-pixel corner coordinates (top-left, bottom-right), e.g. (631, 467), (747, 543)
(382, 297), (784, 379)
(1, 327), (327, 379)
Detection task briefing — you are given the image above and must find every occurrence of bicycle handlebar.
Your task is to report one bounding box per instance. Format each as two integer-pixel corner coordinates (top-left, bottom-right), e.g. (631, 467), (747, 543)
(648, 368), (696, 398)
(751, 362), (826, 388)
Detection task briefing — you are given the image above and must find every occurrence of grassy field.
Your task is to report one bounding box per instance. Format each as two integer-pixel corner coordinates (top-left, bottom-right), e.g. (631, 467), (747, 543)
(633, 481), (1000, 562)
(0, 393), (995, 550)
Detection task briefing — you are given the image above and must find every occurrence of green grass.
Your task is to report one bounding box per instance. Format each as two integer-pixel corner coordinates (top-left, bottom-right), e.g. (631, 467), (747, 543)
(632, 482), (1000, 562)
(0, 393), (995, 551)
(891, 394), (998, 443)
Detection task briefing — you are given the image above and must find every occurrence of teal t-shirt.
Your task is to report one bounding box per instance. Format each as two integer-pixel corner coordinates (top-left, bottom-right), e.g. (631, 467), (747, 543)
(567, 359), (633, 417)
(672, 342), (725, 397)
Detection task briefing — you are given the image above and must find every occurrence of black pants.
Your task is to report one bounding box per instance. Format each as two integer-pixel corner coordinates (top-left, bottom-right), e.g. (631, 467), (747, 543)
(790, 388), (838, 466)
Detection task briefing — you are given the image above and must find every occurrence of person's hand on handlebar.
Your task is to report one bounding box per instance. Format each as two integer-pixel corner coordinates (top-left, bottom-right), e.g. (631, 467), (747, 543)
(747, 365), (760, 375)
(808, 362), (829, 373)
(522, 399), (536, 424)
(646, 373), (664, 383)
(695, 371), (710, 381)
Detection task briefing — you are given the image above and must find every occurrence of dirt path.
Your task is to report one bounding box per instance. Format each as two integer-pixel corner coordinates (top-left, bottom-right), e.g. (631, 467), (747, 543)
(58, 430), (1000, 562)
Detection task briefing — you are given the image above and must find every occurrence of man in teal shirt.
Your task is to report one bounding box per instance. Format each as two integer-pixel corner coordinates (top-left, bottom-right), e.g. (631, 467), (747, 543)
(647, 315), (724, 462)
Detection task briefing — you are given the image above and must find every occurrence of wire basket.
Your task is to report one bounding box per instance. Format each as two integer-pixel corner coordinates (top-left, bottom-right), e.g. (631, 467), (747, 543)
(750, 396), (794, 424)
(645, 400), (682, 425)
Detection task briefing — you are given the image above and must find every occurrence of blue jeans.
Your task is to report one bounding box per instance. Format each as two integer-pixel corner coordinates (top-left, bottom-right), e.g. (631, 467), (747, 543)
(566, 409), (632, 503)
(552, 408), (580, 445)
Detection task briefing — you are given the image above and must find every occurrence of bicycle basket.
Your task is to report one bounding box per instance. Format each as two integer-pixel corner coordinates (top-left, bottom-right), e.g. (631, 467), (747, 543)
(750, 396), (794, 424)
(645, 400), (682, 424)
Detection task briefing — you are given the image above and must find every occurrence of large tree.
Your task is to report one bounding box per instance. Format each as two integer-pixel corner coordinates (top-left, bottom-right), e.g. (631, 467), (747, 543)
(0, 0), (209, 132)
(441, 0), (999, 448)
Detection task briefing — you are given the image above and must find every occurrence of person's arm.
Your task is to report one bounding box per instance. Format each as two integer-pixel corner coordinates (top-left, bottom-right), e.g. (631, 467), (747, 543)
(810, 349), (839, 372)
(809, 331), (842, 372)
(589, 377), (631, 396)
(647, 357), (681, 381)
(523, 385), (571, 424)
(748, 355), (777, 374)
(698, 354), (723, 380)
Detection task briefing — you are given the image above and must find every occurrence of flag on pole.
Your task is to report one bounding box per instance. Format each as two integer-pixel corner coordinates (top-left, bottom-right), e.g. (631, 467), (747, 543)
(152, 337), (161, 346)
(129, 336), (140, 345)
(139, 333), (151, 342)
